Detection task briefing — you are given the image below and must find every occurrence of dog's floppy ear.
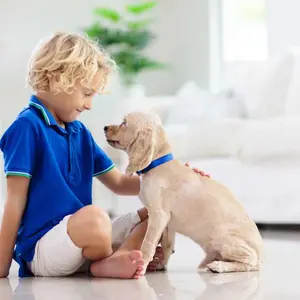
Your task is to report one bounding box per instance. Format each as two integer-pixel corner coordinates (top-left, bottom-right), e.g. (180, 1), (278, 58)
(126, 127), (155, 176)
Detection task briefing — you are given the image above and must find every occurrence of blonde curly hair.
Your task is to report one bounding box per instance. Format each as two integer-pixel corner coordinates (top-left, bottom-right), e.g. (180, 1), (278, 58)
(27, 32), (116, 94)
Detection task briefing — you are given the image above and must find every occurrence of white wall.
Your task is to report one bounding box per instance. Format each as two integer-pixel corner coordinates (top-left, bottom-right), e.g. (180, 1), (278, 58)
(142, 0), (222, 94)
(0, 0), (220, 127)
(141, 0), (212, 93)
(266, 0), (300, 55)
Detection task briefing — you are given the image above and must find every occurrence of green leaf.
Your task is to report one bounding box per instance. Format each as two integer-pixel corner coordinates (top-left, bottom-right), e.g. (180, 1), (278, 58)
(113, 50), (166, 76)
(127, 19), (153, 30)
(93, 7), (121, 23)
(84, 22), (104, 38)
(87, 28), (125, 47)
(84, 1), (167, 86)
(126, 1), (157, 14)
(85, 25), (155, 49)
(124, 30), (155, 49)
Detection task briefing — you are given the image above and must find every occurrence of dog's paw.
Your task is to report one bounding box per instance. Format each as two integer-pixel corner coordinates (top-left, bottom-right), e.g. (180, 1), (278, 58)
(207, 261), (224, 273)
(155, 263), (167, 271)
(197, 267), (209, 273)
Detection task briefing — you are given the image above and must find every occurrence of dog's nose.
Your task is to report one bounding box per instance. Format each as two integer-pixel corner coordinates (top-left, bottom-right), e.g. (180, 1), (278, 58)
(104, 126), (109, 132)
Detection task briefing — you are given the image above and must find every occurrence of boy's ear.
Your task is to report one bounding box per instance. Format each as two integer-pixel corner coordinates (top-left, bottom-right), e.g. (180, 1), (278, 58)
(48, 71), (63, 93)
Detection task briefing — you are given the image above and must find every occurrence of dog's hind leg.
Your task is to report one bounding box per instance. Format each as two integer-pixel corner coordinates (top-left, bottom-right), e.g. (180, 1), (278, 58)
(197, 252), (215, 271)
(207, 261), (259, 273)
(207, 238), (259, 273)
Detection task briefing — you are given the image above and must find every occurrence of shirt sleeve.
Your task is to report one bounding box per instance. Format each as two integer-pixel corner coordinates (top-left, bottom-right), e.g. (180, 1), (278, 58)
(0, 118), (38, 178)
(91, 135), (115, 177)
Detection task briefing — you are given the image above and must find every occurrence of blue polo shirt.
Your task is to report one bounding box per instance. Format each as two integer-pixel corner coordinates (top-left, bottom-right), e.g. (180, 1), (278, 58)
(0, 95), (114, 277)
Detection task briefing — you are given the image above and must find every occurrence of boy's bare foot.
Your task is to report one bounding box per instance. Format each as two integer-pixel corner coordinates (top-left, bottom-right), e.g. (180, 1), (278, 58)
(90, 250), (144, 279)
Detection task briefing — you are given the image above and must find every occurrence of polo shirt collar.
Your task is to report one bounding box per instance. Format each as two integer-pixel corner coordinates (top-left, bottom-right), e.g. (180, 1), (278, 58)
(29, 94), (82, 133)
(29, 95), (56, 126)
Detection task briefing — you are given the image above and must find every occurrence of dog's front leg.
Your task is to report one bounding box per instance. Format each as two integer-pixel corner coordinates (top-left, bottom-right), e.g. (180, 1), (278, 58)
(155, 227), (176, 271)
(141, 211), (170, 273)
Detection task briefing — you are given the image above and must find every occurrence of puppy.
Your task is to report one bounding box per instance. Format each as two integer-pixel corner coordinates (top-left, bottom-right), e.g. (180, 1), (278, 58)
(104, 111), (263, 274)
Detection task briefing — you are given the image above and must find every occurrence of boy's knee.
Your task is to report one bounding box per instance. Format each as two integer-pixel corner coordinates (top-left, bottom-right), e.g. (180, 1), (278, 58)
(83, 205), (111, 234)
(68, 205), (112, 249)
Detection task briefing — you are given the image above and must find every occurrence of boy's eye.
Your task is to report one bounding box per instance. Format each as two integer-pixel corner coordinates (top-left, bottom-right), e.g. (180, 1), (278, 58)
(84, 93), (92, 97)
(121, 121), (127, 127)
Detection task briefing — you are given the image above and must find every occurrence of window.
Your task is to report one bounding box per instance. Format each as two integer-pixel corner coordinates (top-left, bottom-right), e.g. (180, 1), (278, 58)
(222, 0), (268, 62)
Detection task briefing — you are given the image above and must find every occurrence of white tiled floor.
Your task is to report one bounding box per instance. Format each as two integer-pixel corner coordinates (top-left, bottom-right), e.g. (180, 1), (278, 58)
(2, 230), (300, 300)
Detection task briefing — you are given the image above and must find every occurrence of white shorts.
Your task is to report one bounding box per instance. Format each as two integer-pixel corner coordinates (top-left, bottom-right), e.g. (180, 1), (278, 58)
(28, 212), (141, 277)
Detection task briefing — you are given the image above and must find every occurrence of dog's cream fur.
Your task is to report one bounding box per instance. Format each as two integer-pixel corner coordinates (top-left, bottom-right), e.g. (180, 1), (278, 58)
(105, 111), (263, 274)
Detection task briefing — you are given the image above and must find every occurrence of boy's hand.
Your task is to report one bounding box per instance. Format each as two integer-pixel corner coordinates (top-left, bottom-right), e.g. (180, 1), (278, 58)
(185, 162), (210, 178)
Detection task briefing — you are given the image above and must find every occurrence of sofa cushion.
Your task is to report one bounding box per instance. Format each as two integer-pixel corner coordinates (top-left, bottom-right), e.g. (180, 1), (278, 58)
(241, 53), (294, 119)
(165, 119), (242, 159)
(238, 118), (300, 160)
(166, 82), (246, 125)
(165, 118), (300, 161)
(165, 81), (212, 125)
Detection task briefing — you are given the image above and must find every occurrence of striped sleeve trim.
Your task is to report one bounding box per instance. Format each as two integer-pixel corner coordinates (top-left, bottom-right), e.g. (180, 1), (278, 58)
(6, 171), (32, 178)
(93, 164), (115, 177)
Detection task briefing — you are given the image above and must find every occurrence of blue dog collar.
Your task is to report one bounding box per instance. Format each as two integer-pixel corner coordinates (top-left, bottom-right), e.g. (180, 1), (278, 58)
(136, 153), (174, 175)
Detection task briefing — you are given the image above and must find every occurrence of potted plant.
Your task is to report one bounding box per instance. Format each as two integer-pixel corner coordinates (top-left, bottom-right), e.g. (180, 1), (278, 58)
(84, 1), (166, 92)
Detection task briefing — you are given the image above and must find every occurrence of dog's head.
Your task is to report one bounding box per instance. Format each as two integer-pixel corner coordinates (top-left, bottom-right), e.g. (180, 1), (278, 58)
(104, 111), (167, 175)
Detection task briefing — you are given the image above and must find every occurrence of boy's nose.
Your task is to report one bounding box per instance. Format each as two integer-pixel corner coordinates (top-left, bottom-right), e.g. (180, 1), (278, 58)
(84, 99), (92, 110)
(104, 126), (109, 132)
(84, 103), (92, 110)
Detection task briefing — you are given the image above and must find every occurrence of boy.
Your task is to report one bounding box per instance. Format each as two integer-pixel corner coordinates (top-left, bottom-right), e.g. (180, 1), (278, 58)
(0, 32), (207, 279)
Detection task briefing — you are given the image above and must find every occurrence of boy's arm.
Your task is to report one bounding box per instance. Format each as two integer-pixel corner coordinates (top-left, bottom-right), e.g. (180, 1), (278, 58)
(96, 167), (140, 196)
(0, 176), (29, 277)
(97, 164), (210, 196)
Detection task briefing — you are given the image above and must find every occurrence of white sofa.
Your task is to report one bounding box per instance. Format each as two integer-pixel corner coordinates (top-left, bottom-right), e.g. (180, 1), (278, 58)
(110, 48), (300, 224)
